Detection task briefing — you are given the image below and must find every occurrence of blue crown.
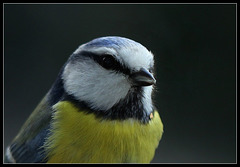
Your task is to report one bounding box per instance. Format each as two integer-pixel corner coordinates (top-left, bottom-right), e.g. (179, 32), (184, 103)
(85, 36), (141, 49)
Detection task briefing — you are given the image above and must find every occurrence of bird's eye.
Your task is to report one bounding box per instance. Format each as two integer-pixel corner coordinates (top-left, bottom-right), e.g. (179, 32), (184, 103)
(94, 53), (130, 74)
(99, 54), (117, 70)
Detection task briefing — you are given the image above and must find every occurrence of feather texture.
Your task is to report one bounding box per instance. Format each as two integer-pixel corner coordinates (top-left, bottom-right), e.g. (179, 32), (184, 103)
(44, 101), (163, 163)
(5, 94), (52, 163)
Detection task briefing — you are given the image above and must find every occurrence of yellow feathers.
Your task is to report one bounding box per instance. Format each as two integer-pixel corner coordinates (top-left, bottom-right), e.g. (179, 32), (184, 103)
(44, 101), (163, 163)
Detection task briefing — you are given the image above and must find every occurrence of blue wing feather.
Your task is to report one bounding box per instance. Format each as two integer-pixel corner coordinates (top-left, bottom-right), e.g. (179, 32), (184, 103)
(5, 94), (53, 163)
(9, 124), (50, 163)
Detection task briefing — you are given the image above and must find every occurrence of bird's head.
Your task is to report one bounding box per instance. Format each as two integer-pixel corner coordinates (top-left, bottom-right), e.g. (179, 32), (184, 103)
(52, 36), (156, 121)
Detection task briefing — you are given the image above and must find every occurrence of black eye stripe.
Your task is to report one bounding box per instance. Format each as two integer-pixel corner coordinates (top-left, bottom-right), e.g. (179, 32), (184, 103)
(74, 51), (131, 75)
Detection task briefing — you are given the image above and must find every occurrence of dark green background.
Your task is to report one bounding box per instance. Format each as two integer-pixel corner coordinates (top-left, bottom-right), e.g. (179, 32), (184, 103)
(4, 4), (236, 163)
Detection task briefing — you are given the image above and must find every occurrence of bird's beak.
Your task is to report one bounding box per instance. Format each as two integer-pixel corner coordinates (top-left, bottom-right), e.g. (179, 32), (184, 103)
(130, 67), (156, 86)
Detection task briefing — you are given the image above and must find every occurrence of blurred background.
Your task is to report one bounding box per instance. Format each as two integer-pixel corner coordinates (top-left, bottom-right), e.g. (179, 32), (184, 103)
(4, 4), (236, 163)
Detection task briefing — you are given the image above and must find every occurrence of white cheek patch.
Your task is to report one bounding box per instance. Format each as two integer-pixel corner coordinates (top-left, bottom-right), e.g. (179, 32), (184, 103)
(62, 59), (131, 111)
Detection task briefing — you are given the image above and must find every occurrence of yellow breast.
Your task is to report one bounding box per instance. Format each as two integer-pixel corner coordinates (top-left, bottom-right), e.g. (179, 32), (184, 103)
(44, 101), (163, 163)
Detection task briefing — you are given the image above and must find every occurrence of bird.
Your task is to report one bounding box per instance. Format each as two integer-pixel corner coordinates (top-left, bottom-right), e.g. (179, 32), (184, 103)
(5, 36), (164, 163)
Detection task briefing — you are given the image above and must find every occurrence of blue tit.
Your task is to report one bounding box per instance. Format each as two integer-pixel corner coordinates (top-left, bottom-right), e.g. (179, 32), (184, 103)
(5, 36), (164, 163)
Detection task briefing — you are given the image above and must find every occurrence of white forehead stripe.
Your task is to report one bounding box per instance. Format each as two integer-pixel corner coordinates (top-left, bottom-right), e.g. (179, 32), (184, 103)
(117, 45), (153, 71)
